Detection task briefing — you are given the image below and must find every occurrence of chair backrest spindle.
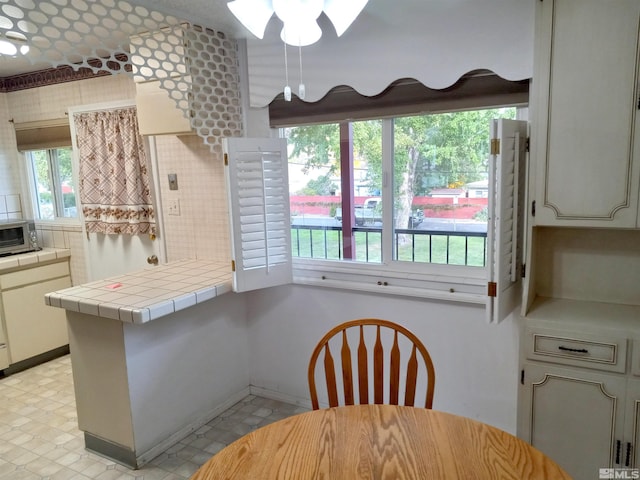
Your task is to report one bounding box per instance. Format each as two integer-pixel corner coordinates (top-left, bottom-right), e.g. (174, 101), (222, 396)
(373, 326), (384, 405)
(323, 344), (339, 407)
(341, 330), (354, 405)
(357, 326), (369, 404)
(390, 331), (401, 405)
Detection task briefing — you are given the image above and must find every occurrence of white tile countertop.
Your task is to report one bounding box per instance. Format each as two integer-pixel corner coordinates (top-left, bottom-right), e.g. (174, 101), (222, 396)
(0, 248), (71, 273)
(45, 259), (232, 324)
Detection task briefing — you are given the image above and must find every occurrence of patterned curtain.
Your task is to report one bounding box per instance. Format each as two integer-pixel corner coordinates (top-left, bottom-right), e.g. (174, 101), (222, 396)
(75, 108), (156, 235)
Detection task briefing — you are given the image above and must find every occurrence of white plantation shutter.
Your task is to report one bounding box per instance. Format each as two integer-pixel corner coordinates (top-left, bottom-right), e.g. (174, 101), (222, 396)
(486, 119), (528, 323)
(224, 138), (292, 292)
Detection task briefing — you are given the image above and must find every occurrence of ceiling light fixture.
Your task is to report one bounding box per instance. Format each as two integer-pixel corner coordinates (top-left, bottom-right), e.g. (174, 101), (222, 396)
(228, 0), (368, 102)
(0, 32), (30, 56)
(227, 0), (369, 47)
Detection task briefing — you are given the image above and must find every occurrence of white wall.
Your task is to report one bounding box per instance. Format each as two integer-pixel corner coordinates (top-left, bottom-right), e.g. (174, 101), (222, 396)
(152, 135), (232, 264)
(125, 293), (250, 456)
(246, 0), (534, 106)
(246, 284), (521, 434)
(2, 78), (138, 284)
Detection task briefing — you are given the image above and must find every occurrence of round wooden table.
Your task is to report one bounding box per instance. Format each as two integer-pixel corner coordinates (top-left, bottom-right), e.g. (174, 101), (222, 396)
(189, 404), (570, 479)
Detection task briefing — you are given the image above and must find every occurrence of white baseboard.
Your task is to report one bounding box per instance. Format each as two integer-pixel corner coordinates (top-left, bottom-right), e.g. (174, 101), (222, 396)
(135, 386), (315, 467)
(136, 386), (251, 467)
(249, 385), (314, 410)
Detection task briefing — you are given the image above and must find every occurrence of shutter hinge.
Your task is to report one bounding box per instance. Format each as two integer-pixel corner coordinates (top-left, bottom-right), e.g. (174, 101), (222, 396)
(487, 281), (497, 297)
(224, 153), (229, 166)
(231, 260), (236, 272)
(525, 137), (530, 152)
(531, 200), (536, 217)
(521, 369), (525, 385)
(521, 263), (526, 278)
(490, 138), (500, 155)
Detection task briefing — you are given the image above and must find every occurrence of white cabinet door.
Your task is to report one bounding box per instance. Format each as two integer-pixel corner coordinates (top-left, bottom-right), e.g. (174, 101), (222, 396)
(520, 362), (626, 479)
(135, 80), (192, 136)
(532, 0), (640, 227)
(0, 308), (8, 369)
(3, 275), (71, 363)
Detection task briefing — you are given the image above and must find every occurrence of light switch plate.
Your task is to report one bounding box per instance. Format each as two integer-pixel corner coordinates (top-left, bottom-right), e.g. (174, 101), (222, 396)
(168, 173), (178, 190)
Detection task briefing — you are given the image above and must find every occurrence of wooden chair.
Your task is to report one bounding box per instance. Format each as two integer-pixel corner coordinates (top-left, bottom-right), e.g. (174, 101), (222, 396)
(308, 318), (435, 410)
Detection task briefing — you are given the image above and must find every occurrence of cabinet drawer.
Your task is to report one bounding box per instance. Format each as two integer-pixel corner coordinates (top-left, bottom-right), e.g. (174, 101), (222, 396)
(0, 260), (70, 290)
(525, 328), (626, 373)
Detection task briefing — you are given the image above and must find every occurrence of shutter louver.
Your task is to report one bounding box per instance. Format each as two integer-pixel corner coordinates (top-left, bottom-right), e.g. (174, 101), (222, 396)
(486, 119), (528, 323)
(224, 138), (292, 292)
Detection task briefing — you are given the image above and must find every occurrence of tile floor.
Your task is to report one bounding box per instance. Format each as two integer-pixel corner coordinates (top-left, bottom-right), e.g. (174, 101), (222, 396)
(0, 355), (308, 480)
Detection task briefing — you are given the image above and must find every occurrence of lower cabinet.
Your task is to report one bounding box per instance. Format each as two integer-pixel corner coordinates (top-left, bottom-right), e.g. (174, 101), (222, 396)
(0, 310), (8, 369)
(0, 259), (71, 366)
(624, 381), (640, 469)
(519, 304), (640, 479)
(520, 362), (630, 478)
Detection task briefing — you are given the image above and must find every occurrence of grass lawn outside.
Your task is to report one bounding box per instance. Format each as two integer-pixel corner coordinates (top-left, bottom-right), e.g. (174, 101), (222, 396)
(291, 228), (486, 267)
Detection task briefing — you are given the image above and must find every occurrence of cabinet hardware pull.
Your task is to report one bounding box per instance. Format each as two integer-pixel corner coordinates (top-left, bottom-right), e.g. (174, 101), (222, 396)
(617, 440), (621, 464)
(558, 345), (589, 354)
(626, 442), (632, 467)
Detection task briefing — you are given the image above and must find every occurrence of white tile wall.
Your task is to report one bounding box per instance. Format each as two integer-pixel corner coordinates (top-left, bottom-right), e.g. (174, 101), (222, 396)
(154, 135), (232, 264)
(0, 193), (22, 220)
(36, 223), (87, 285)
(3, 75), (137, 286)
(6, 75), (136, 124)
(4, 73), (231, 284)
(0, 93), (23, 199)
(78, 75), (136, 105)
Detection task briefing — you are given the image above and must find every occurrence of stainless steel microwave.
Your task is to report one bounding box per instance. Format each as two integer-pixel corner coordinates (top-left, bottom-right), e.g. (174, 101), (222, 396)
(0, 220), (40, 256)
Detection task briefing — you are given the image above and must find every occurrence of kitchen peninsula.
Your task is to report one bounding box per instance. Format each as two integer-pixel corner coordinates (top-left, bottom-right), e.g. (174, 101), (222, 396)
(45, 260), (250, 469)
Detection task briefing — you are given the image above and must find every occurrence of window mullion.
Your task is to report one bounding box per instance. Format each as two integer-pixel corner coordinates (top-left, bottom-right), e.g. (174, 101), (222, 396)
(49, 149), (64, 217)
(381, 119), (394, 264)
(339, 122), (355, 260)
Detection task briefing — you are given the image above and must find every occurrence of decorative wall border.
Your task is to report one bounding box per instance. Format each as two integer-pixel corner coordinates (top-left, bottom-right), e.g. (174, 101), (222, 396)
(0, 54), (131, 93)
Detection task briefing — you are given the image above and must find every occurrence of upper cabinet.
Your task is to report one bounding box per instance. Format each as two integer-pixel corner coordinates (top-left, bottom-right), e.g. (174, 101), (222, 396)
(128, 25), (243, 142)
(130, 26), (194, 136)
(531, 0), (640, 227)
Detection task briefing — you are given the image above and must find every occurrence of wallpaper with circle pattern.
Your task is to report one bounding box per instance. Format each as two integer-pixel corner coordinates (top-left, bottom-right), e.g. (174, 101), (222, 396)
(0, 0), (243, 153)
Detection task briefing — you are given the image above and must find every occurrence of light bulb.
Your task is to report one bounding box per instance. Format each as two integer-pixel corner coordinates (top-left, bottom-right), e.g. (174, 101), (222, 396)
(0, 40), (17, 56)
(273, 0), (323, 24)
(280, 20), (321, 46)
(227, 0), (275, 39)
(324, 0), (369, 37)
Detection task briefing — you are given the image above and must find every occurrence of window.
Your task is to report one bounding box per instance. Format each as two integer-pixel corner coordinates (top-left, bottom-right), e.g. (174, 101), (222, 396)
(26, 147), (78, 220)
(287, 120), (383, 263)
(286, 107), (515, 268)
(225, 74), (529, 321)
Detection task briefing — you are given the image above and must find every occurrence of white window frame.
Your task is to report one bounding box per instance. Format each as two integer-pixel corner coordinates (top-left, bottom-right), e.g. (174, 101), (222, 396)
(24, 146), (80, 224)
(226, 113), (529, 323)
(290, 117), (490, 304)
